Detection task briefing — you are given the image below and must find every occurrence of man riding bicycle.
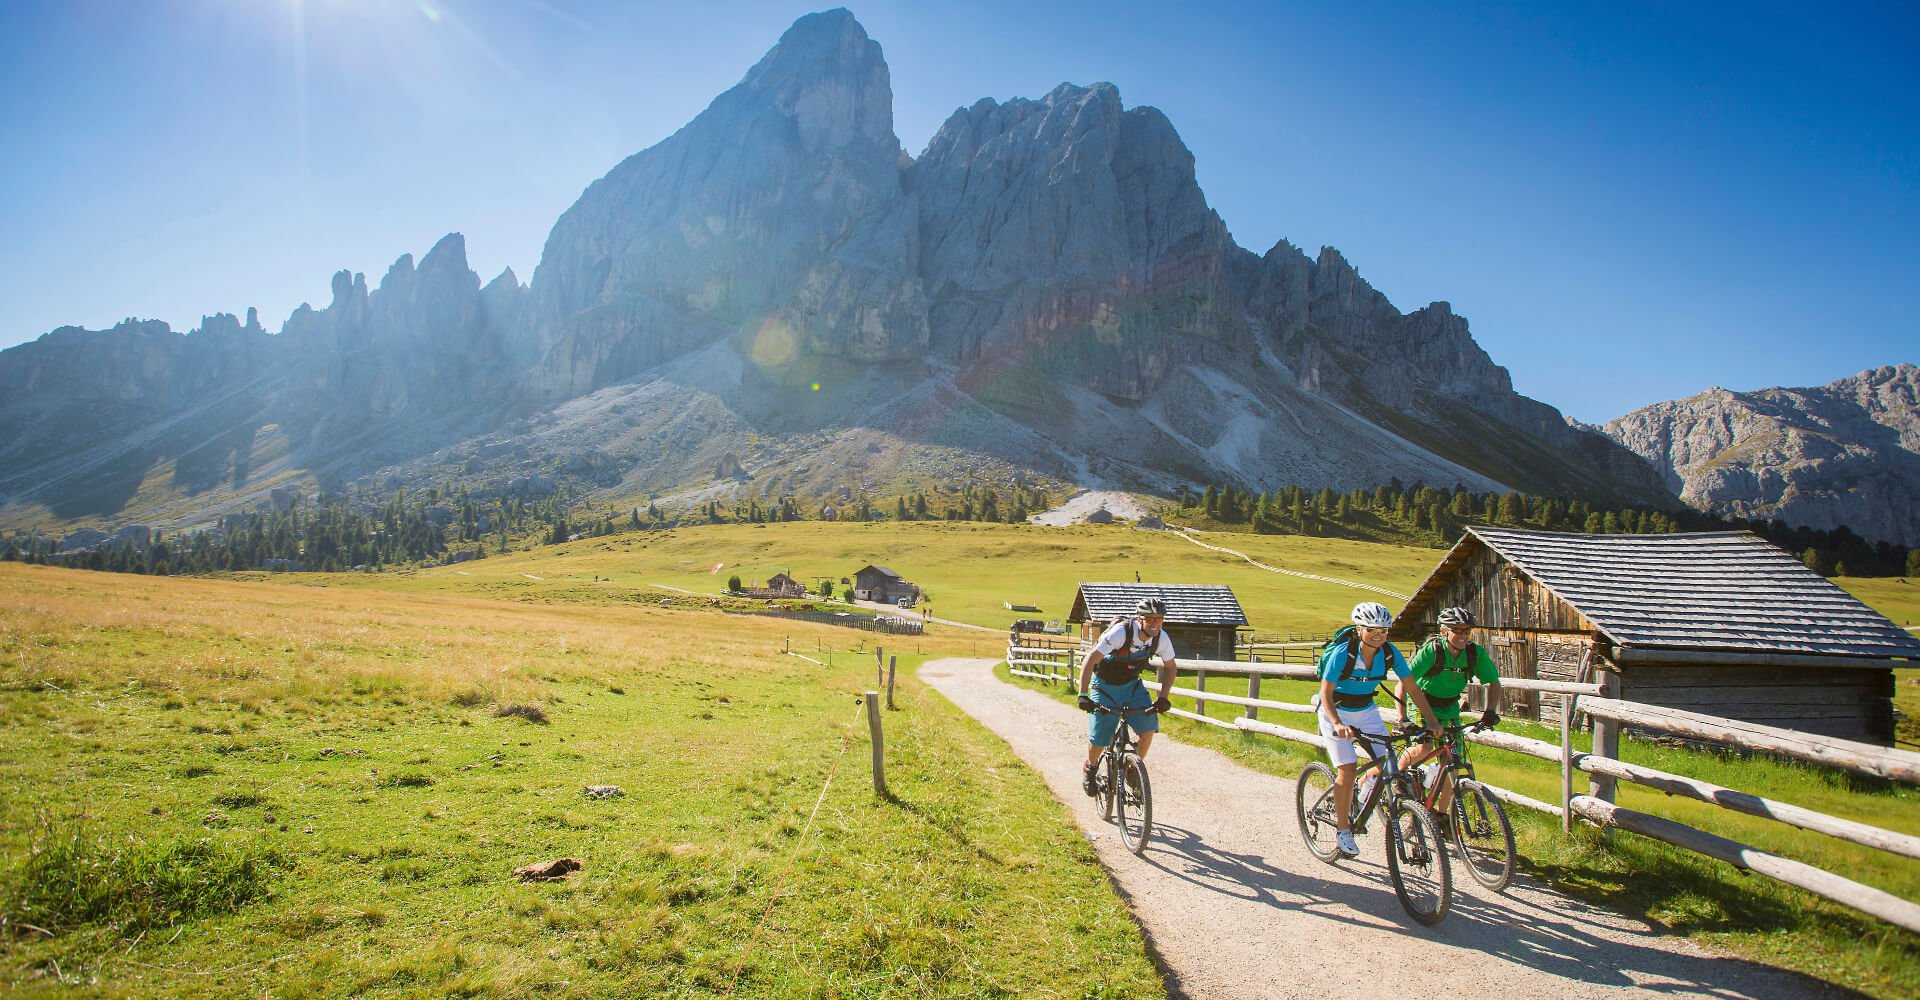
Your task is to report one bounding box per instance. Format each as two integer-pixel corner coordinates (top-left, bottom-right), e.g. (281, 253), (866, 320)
(1395, 606), (1502, 817)
(1076, 597), (1178, 796)
(1317, 602), (1442, 857)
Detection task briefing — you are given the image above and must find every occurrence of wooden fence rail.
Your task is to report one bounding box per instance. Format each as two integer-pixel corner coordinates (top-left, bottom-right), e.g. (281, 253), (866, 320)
(1004, 638), (1920, 937)
(1579, 696), (1920, 786)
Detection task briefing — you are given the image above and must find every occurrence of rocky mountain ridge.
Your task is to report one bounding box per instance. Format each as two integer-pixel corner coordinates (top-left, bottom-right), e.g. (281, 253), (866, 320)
(1600, 364), (1920, 547)
(2, 9), (1676, 533)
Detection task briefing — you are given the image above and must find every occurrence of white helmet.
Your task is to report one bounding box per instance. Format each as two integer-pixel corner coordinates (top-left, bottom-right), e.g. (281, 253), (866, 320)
(1351, 602), (1394, 629)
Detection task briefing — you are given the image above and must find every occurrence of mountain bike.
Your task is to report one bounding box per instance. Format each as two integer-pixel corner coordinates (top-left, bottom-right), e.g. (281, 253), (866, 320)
(1296, 723), (1451, 925)
(1408, 716), (1517, 893)
(1088, 704), (1157, 855)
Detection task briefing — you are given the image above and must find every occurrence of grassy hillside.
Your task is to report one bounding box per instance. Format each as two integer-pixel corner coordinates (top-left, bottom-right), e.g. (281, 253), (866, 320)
(258, 521), (1439, 635)
(0, 564), (1159, 997)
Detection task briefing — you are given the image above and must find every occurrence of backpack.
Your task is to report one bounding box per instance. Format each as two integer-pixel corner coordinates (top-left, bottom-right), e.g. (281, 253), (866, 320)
(1095, 618), (1156, 684)
(1420, 637), (1481, 677)
(1320, 625), (1365, 683)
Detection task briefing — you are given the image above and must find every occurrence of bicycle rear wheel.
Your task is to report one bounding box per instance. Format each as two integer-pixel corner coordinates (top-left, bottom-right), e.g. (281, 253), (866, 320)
(1453, 779), (1516, 893)
(1116, 753), (1152, 855)
(1295, 761), (1342, 864)
(1385, 798), (1451, 925)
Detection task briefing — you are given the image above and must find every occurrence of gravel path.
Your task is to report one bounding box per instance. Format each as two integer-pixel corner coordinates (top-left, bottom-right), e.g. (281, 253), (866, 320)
(919, 657), (1853, 1000)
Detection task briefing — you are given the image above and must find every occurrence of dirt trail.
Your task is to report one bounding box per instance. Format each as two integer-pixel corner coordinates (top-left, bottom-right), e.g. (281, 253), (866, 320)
(918, 657), (1849, 1000)
(1169, 528), (1409, 600)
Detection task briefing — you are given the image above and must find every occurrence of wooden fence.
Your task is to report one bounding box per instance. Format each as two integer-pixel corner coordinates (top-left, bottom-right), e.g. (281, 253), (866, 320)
(1005, 638), (1920, 935)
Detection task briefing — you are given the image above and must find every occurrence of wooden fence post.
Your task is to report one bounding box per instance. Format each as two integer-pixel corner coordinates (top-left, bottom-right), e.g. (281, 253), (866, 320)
(866, 691), (887, 796)
(1561, 696), (1575, 834)
(875, 647), (884, 689)
(1246, 672), (1261, 721)
(1591, 668), (1621, 804)
(1195, 669), (1208, 718)
(886, 656), (897, 710)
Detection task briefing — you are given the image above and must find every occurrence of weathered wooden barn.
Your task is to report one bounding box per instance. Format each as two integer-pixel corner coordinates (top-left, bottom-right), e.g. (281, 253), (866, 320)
(853, 565), (918, 604)
(1391, 526), (1920, 744)
(1069, 583), (1249, 661)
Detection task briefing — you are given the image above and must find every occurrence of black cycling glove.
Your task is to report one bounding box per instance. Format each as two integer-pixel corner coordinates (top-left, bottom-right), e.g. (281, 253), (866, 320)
(1076, 694), (1098, 713)
(1152, 697), (1172, 714)
(1480, 711), (1501, 729)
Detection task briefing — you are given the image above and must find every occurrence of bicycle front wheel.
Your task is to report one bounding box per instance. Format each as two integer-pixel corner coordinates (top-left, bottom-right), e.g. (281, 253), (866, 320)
(1385, 798), (1451, 926)
(1116, 752), (1152, 855)
(1295, 761), (1342, 864)
(1453, 779), (1517, 893)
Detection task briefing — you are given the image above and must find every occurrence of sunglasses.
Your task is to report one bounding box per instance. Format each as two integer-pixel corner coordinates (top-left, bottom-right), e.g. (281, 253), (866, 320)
(1360, 626), (1389, 635)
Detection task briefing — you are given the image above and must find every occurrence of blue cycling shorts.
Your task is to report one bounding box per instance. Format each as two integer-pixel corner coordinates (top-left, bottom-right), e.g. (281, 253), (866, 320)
(1088, 677), (1158, 746)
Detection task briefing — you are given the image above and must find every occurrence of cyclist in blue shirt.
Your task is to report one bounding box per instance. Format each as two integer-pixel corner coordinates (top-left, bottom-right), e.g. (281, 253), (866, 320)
(1075, 597), (1178, 796)
(1316, 602), (1442, 857)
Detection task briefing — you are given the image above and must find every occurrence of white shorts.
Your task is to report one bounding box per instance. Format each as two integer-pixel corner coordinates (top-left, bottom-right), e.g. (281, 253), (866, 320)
(1315, 699), (1388, 767)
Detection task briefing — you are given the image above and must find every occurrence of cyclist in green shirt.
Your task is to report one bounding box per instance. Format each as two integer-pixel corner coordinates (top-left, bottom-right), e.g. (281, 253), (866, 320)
(1395, 607), (1502, 817)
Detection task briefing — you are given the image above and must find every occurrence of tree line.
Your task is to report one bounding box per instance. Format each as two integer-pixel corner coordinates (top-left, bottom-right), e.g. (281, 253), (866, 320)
(1180, 480), (1918, 578)
(6, 477), (1908, 580)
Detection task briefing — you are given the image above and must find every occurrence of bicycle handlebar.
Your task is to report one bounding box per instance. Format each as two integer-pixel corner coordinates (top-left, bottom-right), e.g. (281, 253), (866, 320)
(1088, 704), (1160, 717)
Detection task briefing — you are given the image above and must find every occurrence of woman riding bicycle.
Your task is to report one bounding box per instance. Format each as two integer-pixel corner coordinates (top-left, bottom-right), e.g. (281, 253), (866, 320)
(1076, 597), (1178, 796)
(1395, 606), (1502, 817)
(1317, 602), (1442, 857)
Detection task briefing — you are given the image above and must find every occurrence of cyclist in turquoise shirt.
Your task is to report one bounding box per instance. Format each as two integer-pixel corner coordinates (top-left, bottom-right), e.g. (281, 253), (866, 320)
(1316, 602), (1442, 857)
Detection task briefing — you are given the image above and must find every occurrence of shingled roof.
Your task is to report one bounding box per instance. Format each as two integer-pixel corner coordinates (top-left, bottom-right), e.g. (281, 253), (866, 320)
(1069, 583), (1248, 627)
(1401, 526), (1920, 660)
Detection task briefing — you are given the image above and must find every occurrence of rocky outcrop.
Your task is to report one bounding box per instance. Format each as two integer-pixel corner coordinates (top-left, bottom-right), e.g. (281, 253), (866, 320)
(522, 9), (926, 402)
(1602, 365), (1920, 546)
(280, 233), (529, 447)
(910, 84), (1248, 396)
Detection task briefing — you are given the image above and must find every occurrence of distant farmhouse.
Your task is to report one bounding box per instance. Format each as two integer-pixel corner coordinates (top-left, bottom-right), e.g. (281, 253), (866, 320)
(1069, 583), (1249, 661)
(1393, 526), (1920, 745)
(741, 572), (806, 599)
(853, 565), (919, 605)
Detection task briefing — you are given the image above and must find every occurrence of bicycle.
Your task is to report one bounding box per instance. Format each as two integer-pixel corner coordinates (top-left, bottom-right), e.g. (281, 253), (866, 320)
(1087, 703), (1158, 855)
(1296, 723), (1452, 925)
(1406, 716), (1517, 893)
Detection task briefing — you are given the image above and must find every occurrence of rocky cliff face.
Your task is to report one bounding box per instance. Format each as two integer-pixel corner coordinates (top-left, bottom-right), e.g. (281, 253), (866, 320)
(1602, 365), (1920, 546)
(4, 8), (1694, 532)
(522, 9), (926, 403)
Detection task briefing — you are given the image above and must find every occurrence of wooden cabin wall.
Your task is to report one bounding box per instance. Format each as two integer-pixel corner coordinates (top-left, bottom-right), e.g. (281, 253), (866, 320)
(1398, 545), (1597, 723)
(1619, 663), (1896, 745)
(1169, 626), (1235, 662)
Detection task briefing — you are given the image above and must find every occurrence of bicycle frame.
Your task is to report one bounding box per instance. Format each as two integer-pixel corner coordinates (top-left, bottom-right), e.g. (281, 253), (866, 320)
(1094, 704), (1155, 772)
(1409, 721), (1488, 815)
(1345, 728), (1420, 834)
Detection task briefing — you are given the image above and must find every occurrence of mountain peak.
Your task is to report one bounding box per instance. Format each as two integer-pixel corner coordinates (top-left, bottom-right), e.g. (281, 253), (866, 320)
(737, 8), (894, 149)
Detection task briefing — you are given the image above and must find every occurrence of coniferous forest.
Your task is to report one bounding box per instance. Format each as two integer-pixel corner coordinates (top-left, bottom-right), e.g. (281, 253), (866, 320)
(3, 479), (1912, 579)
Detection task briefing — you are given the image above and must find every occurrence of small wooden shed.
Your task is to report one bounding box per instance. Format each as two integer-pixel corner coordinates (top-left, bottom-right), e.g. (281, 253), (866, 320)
(742, 572), (806, 599)
(1392, 526), (1920, 744)
(853, 565), (918, 604)
(1069, 583), (1249, 661)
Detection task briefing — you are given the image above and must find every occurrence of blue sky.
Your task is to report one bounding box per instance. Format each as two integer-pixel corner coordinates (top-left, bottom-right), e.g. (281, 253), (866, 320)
(1, 0), (1914, 422)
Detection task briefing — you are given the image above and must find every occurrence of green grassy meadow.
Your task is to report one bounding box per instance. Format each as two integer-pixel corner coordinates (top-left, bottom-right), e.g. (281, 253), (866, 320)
(0, 563), (1159, 997)
(5, 521), (1919, 997)
(262, 520), (1441, 634)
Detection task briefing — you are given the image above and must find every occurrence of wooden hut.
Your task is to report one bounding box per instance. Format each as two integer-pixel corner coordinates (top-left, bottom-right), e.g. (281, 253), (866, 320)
(1392, 526), (1920, 744)
(853, 565), (918, 604)
(1068, 583), (1248, 661)
(742, 572), (806, 599)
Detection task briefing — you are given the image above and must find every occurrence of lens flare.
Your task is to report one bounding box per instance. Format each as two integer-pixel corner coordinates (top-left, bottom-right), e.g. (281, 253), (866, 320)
(749, 318), (796, 370)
